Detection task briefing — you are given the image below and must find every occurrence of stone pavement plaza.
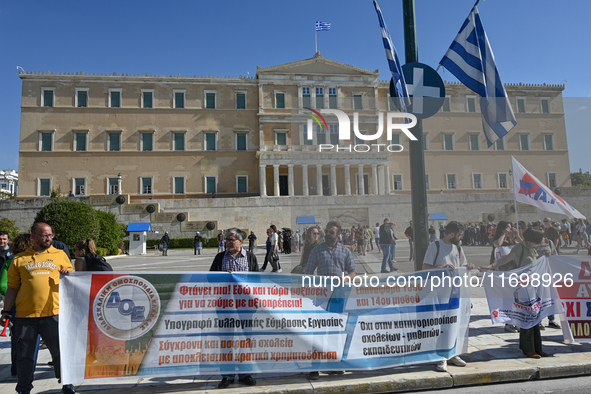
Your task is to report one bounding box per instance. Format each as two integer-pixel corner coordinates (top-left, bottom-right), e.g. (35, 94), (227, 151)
(1, 244), (590, 393)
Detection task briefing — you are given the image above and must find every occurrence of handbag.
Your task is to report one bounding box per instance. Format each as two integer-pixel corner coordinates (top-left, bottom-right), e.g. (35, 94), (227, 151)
(272, 252), (280, 263)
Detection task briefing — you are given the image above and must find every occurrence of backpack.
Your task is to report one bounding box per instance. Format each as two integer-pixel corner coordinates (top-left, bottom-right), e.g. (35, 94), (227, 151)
(85, 253), (113, 271)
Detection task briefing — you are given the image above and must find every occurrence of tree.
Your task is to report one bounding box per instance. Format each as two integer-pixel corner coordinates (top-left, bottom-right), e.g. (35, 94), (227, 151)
(34, 200), (100, 248)
(95, 210), (127, 256)
(571, 171), (591, 188)
(0, 217), (20, 240)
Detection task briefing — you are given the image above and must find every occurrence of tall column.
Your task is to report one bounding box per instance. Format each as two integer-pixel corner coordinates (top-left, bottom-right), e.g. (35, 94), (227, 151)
(316, 164), (323, 196)
(357, 164), (365, 195)
(288, 164), (294, 197)
(384, 165), (391, 195)
(344, 164), (351, 196)
(372, 164), (378, 195)
(302, 164), (309, 196)
(330, 164), (337, 196)
(259, 165), (267, 196)
(273, 164), (280, 196)
(378, 165), (385, 195)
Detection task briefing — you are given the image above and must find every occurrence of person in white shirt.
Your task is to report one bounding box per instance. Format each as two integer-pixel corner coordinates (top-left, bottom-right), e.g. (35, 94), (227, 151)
(422, 221), (474, 372)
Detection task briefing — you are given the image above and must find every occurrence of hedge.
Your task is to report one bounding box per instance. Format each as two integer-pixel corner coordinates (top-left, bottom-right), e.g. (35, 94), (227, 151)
(146, 237), (217, 248)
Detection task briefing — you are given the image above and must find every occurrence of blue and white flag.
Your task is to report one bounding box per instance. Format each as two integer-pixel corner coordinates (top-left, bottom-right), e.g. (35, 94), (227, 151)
(315, 21), (331, 31)
(372, 0), (410, 112)
(439, 2), (516, 147)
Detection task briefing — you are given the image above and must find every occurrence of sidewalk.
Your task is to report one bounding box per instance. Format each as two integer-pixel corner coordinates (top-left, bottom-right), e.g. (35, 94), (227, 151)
(1, 249), (590, 393)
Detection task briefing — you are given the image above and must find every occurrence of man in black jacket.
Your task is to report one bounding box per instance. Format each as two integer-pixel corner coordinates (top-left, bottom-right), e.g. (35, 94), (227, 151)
(209, 228), (258, 388)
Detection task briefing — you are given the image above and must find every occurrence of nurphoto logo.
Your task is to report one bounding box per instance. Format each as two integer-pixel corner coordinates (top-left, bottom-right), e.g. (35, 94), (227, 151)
(304, 108), (417, 153)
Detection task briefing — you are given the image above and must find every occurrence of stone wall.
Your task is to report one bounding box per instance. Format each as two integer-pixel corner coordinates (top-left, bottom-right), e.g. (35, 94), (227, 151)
(2, 188), (590, 241)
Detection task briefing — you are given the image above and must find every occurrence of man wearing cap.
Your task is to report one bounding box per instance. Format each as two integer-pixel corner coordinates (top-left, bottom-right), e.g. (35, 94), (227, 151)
(404, 221), (414, 261)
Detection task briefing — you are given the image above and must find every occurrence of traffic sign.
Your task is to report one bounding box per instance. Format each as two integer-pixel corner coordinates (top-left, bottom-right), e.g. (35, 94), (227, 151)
(401, 62), (445, 119)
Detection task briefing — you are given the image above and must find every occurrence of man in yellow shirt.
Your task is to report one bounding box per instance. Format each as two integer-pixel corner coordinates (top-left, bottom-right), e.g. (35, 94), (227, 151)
(0, 222), (74, 394)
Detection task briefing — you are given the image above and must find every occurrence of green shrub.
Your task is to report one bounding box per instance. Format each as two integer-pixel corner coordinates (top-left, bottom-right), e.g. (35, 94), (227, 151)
(34, 200), (99, 247)
(208, 238), (219, 248)
(95, 210), (126, 256)
(0, 217), (20, 240)
(96, 247), (109, 257)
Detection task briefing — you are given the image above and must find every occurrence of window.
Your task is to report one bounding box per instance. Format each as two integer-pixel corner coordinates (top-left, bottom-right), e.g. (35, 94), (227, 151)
(39, 178), (51, 196)
(276, 132), (287, 146)
(353, 94), (363, 110)
(425, 174), (430, 190)
(548, 173), (557, 188)
(316, 87), (324, 109)
(329, 124), (339, 145)
(76, 89), (88, 107)
(519, 134), (529, 151)
(108, 132), (121, 151)
(446, 174), (456, 189)
(205, 133), (217, 151)
(74, 178), (86, 195)
(141, 132), (153, 151)
(391, 134), (400, 146)
(329, 88), (337, 109)
(303, 124), (313, 145)
(74, 132), (87, 152)
(141, 177), (152, 194)
(236, 133), (247, 151)
(109, 89), (121, 108)
(173, 132), (185, 151)
(541, 98), (550, 114)
(423, 132), (428, 151)
(174, 177), (185, 194)
(142, 90), (153, 108)
(392, 174), (403, 190)
(444, 134), (454, 150)
(316, 124), (325, 144)
(498, 173), (508, 189)
(469, 134), (480, 150)
(236, 176), (248, 193)
(39, 132), (53, 151)
(516, 97), (526, 113)
(302, 87), (311, 108)
(472, 173), (482, 189)
(275, 92), (285, 109)
(467, 96), (476, 113)
(205, 176), (216, 194)
(108, 178), (119, 195)
(495, 137), (505, 151)
(42, 89), (54, 107)
(544, 134), (554, 151)
(174, 91), (185, 109)
(205, 92), (216, 109)
(442, 97), (451, 112)
(236, 92), (246, 109)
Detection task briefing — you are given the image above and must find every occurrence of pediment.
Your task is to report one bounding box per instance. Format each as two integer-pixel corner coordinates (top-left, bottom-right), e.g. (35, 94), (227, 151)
(257, 52), (378, 77)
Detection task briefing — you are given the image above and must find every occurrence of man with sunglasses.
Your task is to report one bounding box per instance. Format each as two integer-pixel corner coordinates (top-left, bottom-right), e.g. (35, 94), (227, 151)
(1, 222), (74, 394)
(209, 228), (258, 388)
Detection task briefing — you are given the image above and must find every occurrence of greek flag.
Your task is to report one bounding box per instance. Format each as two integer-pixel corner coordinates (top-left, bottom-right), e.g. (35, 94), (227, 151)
(315, 21), (331, 31)
(372, 0), (409, 112)
(439, 2), (516, 147)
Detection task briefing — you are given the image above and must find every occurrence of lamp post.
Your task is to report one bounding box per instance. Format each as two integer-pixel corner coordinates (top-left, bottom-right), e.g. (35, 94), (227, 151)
(117, 173), (122, 195)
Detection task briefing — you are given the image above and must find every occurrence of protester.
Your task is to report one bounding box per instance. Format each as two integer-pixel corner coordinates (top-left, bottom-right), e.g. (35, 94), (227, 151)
(429, 225), (436, 244)
(373, 222), (381, 253)
(543, 217), (561, 255)
(297, 226), (320, 270)
(0, 223), (75, 394)
(405, 221), (414, 261)
(160, 232), (170, 256)
(480, 228), (550, 359)
(283, 230), (292, 254)
(73, 239), (103, 271)
(379, 219), (396, 273)
(217, 230), (224, 253)
(209, 228), (258, 388)
(247, 231), (257, 253)
(422, 221), (474, 372)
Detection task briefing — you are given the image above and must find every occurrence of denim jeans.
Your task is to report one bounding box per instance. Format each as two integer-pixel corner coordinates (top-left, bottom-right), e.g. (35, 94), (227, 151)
(390, 241), (397, 262)
(380, 244), (395, 271)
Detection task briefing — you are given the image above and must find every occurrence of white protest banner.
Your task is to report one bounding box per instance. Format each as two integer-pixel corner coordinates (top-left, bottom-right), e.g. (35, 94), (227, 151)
(59, 270), (471, 384)
(482, 256), (568, 331)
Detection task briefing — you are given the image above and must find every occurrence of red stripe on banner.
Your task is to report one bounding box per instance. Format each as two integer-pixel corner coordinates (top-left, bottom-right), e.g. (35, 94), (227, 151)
(555, 282), (591, 299)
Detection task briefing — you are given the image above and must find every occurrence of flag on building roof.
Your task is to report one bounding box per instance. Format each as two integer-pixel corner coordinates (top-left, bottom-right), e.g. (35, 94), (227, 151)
(439, 1), (516, 147)
(372, 0), (410, 112)
(511, 156), (585, 219)
(315, 21), (331, 31)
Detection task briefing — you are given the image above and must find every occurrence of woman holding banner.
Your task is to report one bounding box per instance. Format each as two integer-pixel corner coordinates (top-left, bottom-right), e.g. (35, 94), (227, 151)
(480, 228), (549, 359)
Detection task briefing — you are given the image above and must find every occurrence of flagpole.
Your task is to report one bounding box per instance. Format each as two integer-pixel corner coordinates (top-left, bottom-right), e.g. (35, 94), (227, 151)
(315, 22), (318, 53)
(510, 158), (519, 227)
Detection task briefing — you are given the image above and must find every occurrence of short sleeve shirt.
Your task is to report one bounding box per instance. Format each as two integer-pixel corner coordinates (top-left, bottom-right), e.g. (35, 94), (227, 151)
(422, 241), (467, 269)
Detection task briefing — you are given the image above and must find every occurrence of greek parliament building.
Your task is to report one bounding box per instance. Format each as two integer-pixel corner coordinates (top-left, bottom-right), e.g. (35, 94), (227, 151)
(14, 53), (575, 235)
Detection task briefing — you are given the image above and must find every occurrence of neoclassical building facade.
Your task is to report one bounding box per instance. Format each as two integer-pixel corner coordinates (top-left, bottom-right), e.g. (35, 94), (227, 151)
(17, 53), (571, 199)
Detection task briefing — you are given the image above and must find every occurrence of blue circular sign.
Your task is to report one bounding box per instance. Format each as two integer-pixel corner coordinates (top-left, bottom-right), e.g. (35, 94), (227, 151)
(401, 62), (445, 119)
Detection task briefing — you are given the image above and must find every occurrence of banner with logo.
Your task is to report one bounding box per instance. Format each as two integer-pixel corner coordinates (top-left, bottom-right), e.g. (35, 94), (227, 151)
(59, 270), (471, 384)
(548, 256), (591, 343)
(511, 156), (585, 219)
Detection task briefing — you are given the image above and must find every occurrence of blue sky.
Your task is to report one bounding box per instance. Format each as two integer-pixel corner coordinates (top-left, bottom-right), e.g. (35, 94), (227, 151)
(1, 0), (589, 172)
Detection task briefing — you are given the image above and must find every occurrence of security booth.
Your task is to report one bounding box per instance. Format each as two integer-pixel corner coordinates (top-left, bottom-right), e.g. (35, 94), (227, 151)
(127, 222), (154, 255)
(297, 216), (319, 233)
